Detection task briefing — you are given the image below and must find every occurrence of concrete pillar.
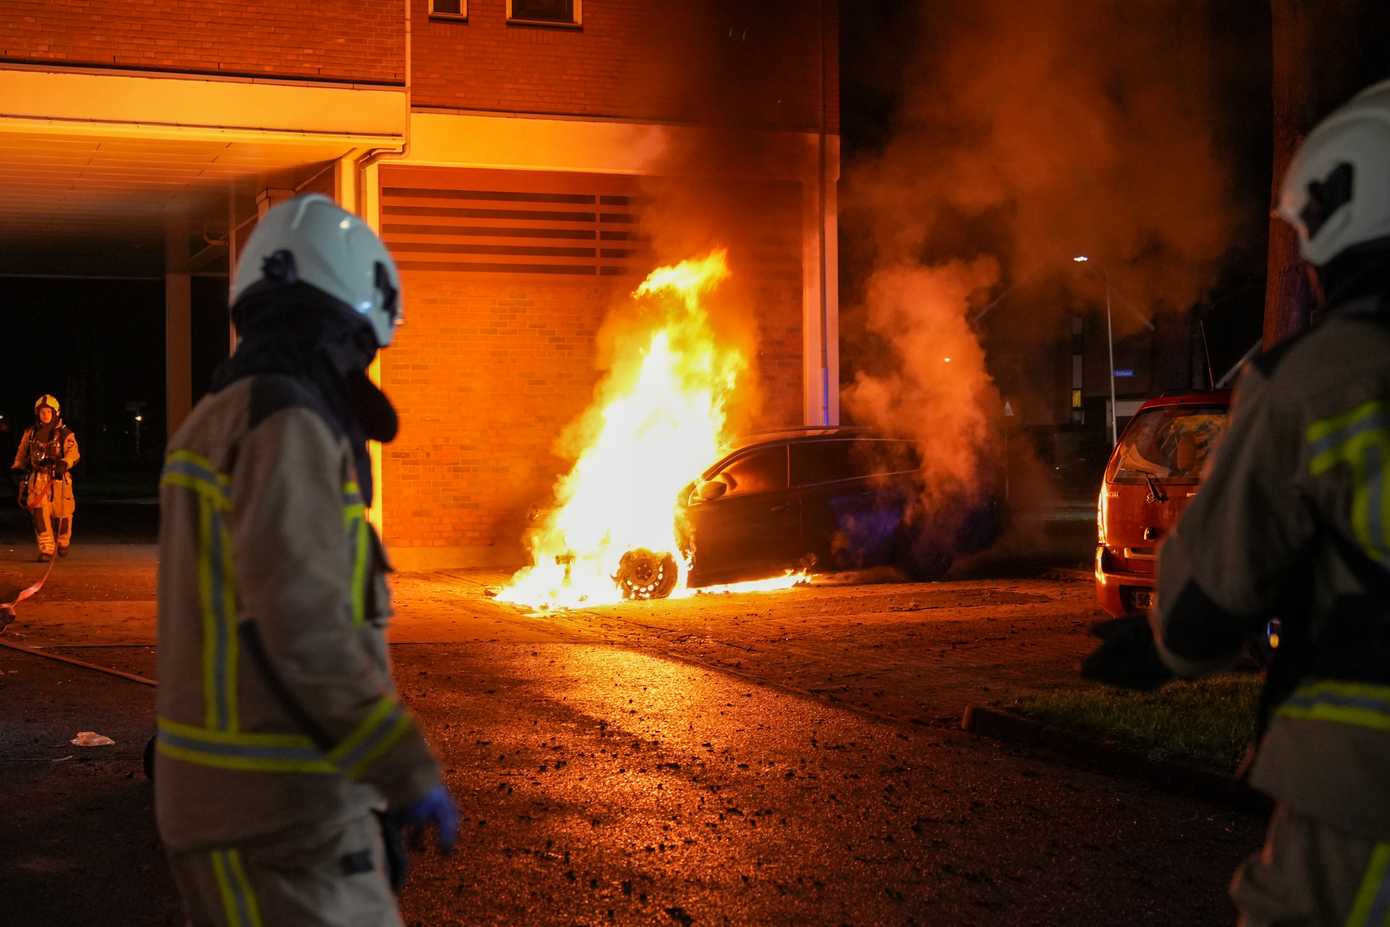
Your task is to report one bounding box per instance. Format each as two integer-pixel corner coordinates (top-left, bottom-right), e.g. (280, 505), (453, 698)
(333, 153), (386, 534)
(802, 134), (840, 427)
(165, 211), (193, 441)
(255, 187), (297, 218)
(227, 187), (240, 355)
(334, 154), (359, 214)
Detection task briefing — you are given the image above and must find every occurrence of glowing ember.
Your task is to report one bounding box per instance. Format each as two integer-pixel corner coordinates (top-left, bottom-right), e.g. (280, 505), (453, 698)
(499, 250), (763, 610)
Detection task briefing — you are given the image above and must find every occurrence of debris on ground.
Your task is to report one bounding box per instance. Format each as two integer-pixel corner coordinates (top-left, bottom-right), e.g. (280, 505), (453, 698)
(70, 731), (116, 747)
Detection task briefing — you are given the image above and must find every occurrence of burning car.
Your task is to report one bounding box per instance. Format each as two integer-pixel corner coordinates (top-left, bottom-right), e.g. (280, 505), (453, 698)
(498, 250), (998, 610)
(1095, 390), (1231, 616)
(612, 426), (1000, 594)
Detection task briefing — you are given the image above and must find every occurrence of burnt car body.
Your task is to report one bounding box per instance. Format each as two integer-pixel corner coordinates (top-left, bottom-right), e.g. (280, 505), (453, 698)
(673, 427), (1000, 588)
(1095, 390), (1231, 617)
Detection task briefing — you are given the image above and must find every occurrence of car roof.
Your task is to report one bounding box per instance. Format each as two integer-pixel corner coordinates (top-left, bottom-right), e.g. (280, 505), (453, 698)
(725, 426), (912, 450)
(704, 427), (915, 478)
(1135, 389), (1232, 412)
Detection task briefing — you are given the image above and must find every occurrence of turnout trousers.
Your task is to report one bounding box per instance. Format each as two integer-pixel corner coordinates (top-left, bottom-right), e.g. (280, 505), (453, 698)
(165, 814), (402, 927)
(29, 499), (72, 558)
(1232, 802), (1390, 927)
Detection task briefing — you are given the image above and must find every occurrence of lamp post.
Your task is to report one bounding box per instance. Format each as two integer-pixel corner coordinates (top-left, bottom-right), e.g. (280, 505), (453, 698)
(1073, 256), (1117, 446)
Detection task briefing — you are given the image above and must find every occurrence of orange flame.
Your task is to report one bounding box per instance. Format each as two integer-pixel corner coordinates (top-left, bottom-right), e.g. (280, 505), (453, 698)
(499, 250), (755, 609)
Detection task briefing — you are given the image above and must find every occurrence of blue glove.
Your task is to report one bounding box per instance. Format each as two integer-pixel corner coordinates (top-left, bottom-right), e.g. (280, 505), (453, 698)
(394, 784), (458, 854)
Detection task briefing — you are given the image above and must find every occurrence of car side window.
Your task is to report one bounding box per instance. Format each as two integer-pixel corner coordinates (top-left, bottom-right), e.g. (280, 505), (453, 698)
(850, 439), (919, 478)
(717, 446), (788, 497)
(791, 441), (856, 487)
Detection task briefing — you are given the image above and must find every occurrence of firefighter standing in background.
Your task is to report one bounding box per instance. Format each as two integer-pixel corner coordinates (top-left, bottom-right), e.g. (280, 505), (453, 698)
(10, 394), (79, 560)
(1085, 80), (1390, 925)
(156, 194), (456, 926)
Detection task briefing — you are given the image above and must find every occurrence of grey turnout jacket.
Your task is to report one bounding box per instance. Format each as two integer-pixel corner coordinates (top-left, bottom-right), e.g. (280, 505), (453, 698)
(155, 373), (440, 852)
(1154, 295), (1390, 838)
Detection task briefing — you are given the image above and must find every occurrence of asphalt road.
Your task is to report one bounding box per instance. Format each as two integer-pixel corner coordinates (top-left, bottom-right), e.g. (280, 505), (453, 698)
(1, 536), (1266, 926)
(390, 640), (1259, 926)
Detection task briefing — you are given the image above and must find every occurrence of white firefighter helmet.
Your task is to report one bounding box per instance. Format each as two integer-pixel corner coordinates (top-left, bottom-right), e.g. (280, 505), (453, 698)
(33, 394), (59, 416)
(1277, 79), (1390, 266)
(230, 194), (402, 347)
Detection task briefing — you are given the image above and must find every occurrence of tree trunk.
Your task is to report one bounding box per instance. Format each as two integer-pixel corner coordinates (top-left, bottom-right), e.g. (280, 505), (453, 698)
(1264, 0), (1390, 348)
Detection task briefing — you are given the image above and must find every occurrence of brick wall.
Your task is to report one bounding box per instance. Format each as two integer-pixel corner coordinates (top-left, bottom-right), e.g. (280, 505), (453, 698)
(0, 0), (403, 83)
(382, 263), (804, 561)
(0, 0), (836, 127)
(411, 0), (838, 132)
(382, 274), (625, 562)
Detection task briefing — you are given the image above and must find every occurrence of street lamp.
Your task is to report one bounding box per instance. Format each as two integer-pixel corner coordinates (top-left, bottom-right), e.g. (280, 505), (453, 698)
(1073, 256), (1118, 447)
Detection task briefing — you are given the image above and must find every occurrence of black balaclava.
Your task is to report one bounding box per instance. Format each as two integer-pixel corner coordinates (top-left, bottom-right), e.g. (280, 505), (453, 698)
(212, 282), (398, 505)
(1313, 239), (1390, 318)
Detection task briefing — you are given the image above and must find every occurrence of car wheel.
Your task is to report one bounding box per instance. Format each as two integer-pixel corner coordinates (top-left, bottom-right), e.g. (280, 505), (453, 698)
(614, 548), (679, 600)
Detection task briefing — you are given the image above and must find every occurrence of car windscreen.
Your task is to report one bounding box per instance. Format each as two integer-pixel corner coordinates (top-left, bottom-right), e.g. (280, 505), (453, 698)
(716, 446), (788, 496)
(1107, 405), (1228, 483)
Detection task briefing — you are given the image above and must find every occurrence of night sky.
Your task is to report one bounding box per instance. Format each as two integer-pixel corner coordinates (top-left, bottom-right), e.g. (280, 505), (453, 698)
(837, 1), (1274, 382)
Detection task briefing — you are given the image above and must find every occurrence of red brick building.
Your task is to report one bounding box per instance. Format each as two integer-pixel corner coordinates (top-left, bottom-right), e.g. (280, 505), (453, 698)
(0, 0), (840, 568)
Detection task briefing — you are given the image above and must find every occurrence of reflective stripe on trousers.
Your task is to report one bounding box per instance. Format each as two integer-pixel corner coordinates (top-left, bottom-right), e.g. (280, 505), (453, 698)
(211, 849), (264, 927)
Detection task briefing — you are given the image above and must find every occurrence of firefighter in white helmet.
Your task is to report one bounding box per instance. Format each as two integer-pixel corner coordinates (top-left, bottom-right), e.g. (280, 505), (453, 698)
(1085, 80), (1390, 925)
(10, 394), (79, 560)
(155, 194), (456, 926)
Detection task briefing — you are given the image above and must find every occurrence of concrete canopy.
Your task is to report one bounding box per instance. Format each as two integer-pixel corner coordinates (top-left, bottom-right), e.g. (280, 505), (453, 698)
(0, 66), (407, 277)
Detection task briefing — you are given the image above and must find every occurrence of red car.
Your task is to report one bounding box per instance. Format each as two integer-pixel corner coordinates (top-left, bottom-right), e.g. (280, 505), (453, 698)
(1095, 390), (1231, 617)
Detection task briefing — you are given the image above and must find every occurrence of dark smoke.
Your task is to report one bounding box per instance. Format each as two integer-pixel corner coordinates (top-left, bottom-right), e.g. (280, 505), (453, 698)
(842, 0), (1247, 561)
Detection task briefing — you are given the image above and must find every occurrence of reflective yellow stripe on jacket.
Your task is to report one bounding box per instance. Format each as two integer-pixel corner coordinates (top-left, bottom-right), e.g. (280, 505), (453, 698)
(1348, 842), (1390, 927)
(1307, 401), (1390, 564)
(157, 702), (414, 779)
(155, 717), (336, 774)
(162, 451), (239, 731)
(343, 480), (369, 626)
(1277, 680), (1390, 733)
(326, 695), (415, 779)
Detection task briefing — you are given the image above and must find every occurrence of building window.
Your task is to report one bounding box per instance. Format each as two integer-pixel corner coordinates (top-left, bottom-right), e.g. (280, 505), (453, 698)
(507, 0), (581, 27)
(430, 0), (467, 20)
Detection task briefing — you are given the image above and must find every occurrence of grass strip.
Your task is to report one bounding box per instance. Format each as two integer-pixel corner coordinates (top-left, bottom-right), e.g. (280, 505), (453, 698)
(1014, 673), (1262, 773)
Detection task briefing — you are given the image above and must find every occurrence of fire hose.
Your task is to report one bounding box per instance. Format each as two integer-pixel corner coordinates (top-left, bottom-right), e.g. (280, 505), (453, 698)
(0, 552), (57, 634)
(0, 553), (159, 780)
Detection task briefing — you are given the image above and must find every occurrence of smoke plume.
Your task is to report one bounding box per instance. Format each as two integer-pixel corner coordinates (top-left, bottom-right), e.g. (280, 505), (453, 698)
(843, 0), (1243, 560)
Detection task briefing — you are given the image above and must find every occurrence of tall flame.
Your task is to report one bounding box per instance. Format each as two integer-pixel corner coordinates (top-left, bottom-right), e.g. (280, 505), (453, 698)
(498, 251), (746, 609)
